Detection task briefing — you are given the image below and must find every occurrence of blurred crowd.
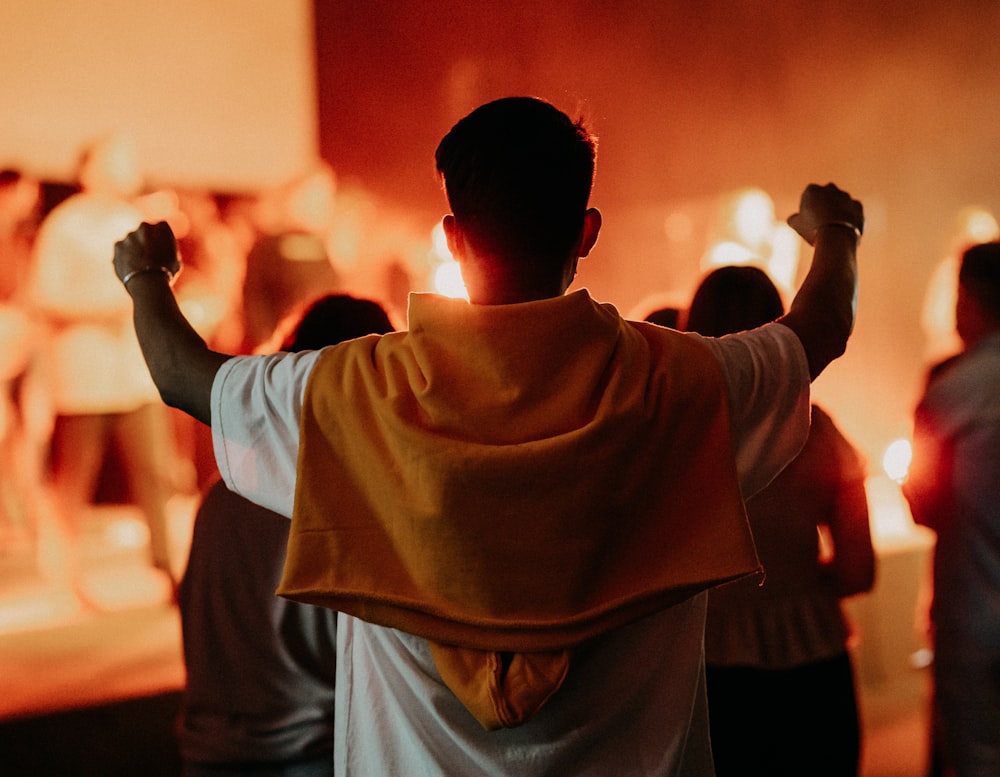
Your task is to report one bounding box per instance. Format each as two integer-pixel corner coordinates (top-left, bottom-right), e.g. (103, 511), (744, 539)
(0, 135), (419, 605)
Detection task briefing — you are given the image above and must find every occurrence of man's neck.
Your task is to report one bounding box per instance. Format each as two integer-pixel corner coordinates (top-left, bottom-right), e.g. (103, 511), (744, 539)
(463, 263), (571, 305)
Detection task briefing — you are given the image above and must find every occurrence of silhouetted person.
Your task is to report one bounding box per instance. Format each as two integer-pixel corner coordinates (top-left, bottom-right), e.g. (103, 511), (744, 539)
(0, 169), (42, 549)
(178, 294), (394, 777)
(644, 305), (681, 329)
(688, 266), (875, 777)
(114, 96), (864, 775)
(904, 242), (1000, 777)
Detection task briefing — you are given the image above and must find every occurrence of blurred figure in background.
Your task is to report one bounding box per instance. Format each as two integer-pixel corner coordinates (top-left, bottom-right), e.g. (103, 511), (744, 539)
(0, 169), (43, 549)
(688, 265), (875, 777)
(172, 189), (249, 355)
(904, 242), (1000, 777)
(178, 294), (394, 777)
(0, 169), (41, 302)
(26, 133), (181, 607)
(644, 306), (681, 329)
(241, 164), (342, 353)
(629, 291), (686, 331)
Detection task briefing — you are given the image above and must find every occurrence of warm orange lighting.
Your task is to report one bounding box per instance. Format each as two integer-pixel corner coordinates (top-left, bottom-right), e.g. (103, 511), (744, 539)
(882, 438), (912, 483)
(136, 188), (182, 225)
(702, 188), (802, 295)
(432, 262), (469, 300)
(431, 221), (450, 259)
(663, 211), (694, 243)
(959, 206), (999, 244)
(731, 188), (774, 249)
(864, 474), (918, 547)
(705, 240), (757, 268)
(106, 514), (149, 551)
(428, 222), (469, 300)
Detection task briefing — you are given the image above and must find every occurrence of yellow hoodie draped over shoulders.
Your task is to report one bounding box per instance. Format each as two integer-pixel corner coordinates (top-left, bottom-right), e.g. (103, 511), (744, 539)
(279, 289), (758, 728)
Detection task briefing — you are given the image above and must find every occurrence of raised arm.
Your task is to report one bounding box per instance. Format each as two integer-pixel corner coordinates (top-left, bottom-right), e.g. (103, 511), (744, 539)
(779, 183), (864, 380)
(113, 221), (230, 425)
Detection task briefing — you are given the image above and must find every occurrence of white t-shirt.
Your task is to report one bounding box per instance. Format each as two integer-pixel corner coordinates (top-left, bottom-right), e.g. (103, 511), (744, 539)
(211, 313), (809, 776)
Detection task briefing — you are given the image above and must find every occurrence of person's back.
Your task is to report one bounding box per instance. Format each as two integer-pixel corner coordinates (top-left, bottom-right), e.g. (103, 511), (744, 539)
(113, 96), (864, 776)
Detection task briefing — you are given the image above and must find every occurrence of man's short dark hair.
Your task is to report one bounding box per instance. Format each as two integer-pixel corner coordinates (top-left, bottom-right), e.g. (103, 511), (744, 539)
(960, 241), (1000, 322)
(435, 96), (596, 266)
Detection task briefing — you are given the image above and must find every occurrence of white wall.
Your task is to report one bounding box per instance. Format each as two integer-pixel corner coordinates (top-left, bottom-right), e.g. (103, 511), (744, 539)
(1, 0), (318, 191)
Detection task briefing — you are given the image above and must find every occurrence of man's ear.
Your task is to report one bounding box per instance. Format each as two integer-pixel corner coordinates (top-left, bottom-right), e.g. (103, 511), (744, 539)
(442, 214), (466, 260)
(577, 208), (602, 258)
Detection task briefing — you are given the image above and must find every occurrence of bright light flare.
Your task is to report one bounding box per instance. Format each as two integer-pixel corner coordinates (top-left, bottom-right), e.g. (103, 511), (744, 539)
(960, 207), (999, 243)
(865, 474), (917, 546)
(701, 187), (802, 297)
(705, 240), (757, 268)
(663, 211), (694, 243)
(431, 221), (450, 260)
(108, 514), (149, 550)
(882, 438), (913, 483)
(428, 222), (468, 299)
(432, 261), (469, 300)
(731, 188), (775, 249)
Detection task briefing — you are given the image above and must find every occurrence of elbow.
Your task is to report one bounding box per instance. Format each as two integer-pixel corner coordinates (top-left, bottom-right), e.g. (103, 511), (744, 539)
(781, 306), (855, 381)
(157, 382), (186, 412)
(151, 362), (193, 412)
(824, 305), (855, 358)
(806, 341), (845, 382)
(149, 351), (219, 426)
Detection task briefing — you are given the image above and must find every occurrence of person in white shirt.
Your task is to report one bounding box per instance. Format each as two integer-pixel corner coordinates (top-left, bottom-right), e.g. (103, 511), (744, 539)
(112, 96), (863, 775)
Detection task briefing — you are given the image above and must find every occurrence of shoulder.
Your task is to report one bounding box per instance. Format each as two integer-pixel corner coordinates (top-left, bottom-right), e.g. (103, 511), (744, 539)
(683, 323), (808, 394)
(213, 349), (325, 412)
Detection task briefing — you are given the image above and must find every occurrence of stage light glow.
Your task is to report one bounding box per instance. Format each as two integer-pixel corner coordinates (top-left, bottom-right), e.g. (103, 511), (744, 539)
(882, 438), (912, 483)
(865, 474), (917, 546)
(108, 514), (149, 550)
(431, 221), (451, 260)
(705, 240), (757, 268)
(731, 188), (775, 249)
(768, 224), (800, 292)
(432, 261), (469, 300)
(960, 206), (999, 243)
(427, 222), (468, 299)
(701, 187), (802, 297)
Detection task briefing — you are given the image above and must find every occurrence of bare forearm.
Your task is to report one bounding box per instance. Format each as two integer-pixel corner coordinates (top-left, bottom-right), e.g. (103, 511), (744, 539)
(113, 221), (228, 425)
(828, 482), (876, 597)
(778, 183), (864, 380)
(779, 225), (859, 380)
(126, 272), (227, 424)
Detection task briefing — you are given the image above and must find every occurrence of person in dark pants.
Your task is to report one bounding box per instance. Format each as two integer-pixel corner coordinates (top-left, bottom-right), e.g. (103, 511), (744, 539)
(687, 265), (875, 777)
